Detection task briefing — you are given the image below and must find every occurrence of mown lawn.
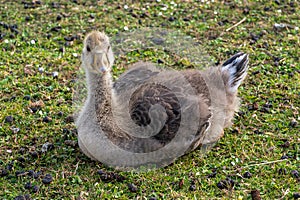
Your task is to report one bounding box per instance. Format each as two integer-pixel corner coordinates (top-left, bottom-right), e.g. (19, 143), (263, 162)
(0, 1), (299, 199)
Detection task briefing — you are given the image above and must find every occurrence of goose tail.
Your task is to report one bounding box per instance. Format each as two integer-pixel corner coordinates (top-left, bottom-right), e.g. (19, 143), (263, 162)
(221, 52), (249, 93)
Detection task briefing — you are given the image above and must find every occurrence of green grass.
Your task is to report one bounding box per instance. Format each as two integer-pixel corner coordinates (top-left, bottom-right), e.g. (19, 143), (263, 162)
(0, 0), (299, 199)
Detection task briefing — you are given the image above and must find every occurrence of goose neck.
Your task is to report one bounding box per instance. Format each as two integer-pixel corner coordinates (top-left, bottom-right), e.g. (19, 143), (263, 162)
(86, 69), (113, 99)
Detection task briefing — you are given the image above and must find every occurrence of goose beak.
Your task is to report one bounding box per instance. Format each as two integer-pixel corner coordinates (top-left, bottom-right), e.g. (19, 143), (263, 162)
(91, 52), (109, 73)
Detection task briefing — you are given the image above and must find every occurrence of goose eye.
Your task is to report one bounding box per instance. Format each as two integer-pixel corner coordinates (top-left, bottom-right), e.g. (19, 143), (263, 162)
(86, 45), (91, 52)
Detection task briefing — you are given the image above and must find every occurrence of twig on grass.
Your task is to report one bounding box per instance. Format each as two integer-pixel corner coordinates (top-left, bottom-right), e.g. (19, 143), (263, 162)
(279, 188), (290, 200)
(227, 159), (288, 172)
(74, 161), (80, 175)
(242, 159), (288, 168)
(226, 17), (247, 32)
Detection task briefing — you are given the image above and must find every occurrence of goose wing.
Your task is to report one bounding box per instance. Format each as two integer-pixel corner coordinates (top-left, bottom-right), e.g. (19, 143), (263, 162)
(126, 70), (212, 152)
(113, 62), (160, 94)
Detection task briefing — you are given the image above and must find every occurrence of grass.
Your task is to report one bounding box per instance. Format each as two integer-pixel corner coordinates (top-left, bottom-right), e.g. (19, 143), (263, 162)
(0, 0), (299, 199)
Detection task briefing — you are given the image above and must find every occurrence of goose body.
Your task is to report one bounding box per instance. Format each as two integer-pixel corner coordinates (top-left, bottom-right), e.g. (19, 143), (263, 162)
(76, 31), (249, 170)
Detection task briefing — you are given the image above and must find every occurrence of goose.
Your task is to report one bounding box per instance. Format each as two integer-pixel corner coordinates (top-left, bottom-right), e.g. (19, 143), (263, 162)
(75, 30), (249, 170)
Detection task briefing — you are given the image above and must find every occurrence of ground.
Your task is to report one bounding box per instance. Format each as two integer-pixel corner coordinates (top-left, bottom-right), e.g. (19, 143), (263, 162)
(0, 0), (299, 199)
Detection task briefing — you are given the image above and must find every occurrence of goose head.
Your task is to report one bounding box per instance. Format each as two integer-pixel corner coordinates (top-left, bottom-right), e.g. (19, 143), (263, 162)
(81, 31), (114, 74)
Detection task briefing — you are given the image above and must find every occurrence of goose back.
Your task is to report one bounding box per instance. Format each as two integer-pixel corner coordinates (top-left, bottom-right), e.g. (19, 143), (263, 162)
(95, 62), (213, 154)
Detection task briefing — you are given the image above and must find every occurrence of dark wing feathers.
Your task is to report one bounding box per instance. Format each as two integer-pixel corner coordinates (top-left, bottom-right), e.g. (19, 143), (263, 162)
(129, 83), (181, 144)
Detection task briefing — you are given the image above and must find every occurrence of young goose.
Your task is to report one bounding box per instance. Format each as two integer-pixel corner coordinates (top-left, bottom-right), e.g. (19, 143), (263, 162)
(76, 31), (249, 170)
